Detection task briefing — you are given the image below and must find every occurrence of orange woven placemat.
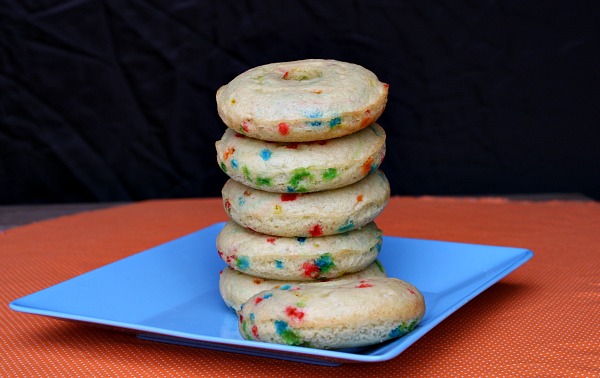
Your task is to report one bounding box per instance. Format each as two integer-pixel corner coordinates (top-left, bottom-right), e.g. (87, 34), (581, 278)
(1, 197), (599, 377)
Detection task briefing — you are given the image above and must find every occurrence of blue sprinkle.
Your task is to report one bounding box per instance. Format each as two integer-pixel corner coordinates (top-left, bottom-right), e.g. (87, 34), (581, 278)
(296, 237), (306, 244)
(337, 219), (355, 233)
(238, 196), (246, 206)
(231, 159), (238, 169)
(275, 260), (284, 269)
(236, 256), (250, 270)
(309, 120), (322, 127)
(328, 116), (342, 128)
(286, 186), (296, 193)
(263, 293), (273, 299)
(275, 320), (288, 335)
(376, 241), (382, 253)
(260, 149), (272, 161)
(280, 284), (291, 290)
(250, 313), (255, 321)
(389, 327), (402, 338)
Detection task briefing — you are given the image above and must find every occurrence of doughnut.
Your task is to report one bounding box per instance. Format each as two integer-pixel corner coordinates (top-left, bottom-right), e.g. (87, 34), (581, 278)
(216, 59), (389, 142)
(216, 123), (386, 193)
(216, 220), (382, 281)
(221, 170), (391, 237)
(238, 277), (426, 349)
(218, 260), (387, 312)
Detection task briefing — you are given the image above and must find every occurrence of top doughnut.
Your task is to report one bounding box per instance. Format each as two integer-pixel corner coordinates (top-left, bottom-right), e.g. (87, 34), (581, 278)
(216, 59), (389, 142)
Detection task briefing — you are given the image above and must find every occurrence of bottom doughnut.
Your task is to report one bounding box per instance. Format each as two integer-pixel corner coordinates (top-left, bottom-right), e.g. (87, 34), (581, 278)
(238, 277), (425, 349)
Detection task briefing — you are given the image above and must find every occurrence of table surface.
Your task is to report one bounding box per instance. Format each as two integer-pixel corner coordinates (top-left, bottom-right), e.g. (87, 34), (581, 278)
(1, 196), (599, 377)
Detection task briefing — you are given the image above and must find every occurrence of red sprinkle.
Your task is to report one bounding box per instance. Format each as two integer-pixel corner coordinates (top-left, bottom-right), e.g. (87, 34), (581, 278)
(302, 261), (320, 278)
(266, 237), (276, 244)
(224, 198), (232, 213)
(356, 280), (374, 289)
(282, 71), (289, 79)
(278, 122), (289, 136)
(356, 194), (364, 202)
(309, 224), (323, 237)
(252, 325), (259, 338)
(241, 121), (250, 133)
(281, 193), (299, 202)
(408, 288), (415, 295)
(285, 306), (305, 322)
(254, 297), (263, 304)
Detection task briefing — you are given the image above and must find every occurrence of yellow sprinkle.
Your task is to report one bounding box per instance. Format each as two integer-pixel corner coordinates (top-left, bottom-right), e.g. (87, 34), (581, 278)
(274, 204), (282, 214)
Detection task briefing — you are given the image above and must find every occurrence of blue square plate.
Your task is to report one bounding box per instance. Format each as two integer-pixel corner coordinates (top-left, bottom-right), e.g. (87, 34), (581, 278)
(10, 222), (533, 366)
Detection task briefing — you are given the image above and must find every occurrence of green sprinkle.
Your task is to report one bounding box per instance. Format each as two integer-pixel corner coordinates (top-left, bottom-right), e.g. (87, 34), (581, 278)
(374, 260), (385, 273)
(242, 166), (252, 182)
(322, 168), (337, 180)
(256, 177), (272, 186)
(288, 168), (313, 190)
(220, 162), (227, 173)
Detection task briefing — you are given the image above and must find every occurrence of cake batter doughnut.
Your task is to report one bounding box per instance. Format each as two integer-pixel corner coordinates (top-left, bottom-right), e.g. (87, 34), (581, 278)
(219, 260), (387, 312)
(221, 170), (391, 237)
(216, 220), (382, 281)
(238, 277), (426, 349)
(216, 123), (386, 193)
(216, 59), (389, 142)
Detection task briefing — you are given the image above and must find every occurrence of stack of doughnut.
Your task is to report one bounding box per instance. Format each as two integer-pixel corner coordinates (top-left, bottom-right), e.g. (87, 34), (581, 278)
(214, 59), (425, 349)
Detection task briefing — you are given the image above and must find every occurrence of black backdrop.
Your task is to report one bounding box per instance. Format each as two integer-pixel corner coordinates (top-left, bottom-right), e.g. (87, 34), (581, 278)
(1, 1), (599, 204)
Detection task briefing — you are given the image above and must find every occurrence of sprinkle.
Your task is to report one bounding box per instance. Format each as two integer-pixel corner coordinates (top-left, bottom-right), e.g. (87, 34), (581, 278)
(356, 280), (373, 289)
(288, 168), (312, 192)
(302, 261), (320, 278)
(278, 122), (289, 136)
(223, 147), (235, 160)
(230, 98), (236, 104)
(279, 284), (292, 290)
(267, 237), (276, 244)
(285, 306), (305, 322)
(315, 253), (334, 273)
(254, 297), (263, 304)
(361, 156), (375, 175)
(274, 204), (282, 214)
(224, 198), (232, 213)
(231, 159), (239, 169)
(256, 177), (272, 186)
(252, 325), (259, 338)
(356, 194), (363, 202)
(322, 168), (337, 181)
(275, 260), (283, 268)
(309, 224), (323, 237)
(219, 162), (227, 173)
(241, 121), (250, 133)
(259, 148), (272, 161)
(337, 219), (355, 233)
(253, 278), (264, 284)
(238, 196), (246, 206)
(296, 237), (306, 243)
(281, 193), (299, 201)
(282, 71), (289, 79)
(328, 116), (342, 128)
(274, 320), (303, 346)
(242, 166), (252, 181)
(236, 256), (250, 270)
